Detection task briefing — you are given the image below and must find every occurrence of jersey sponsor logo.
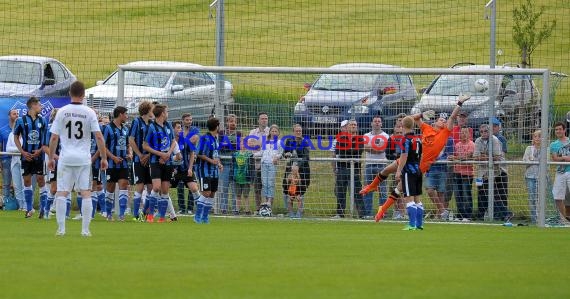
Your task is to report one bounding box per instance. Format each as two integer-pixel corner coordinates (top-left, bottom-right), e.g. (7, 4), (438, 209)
(116, 135), (127, 151)
(160, 136), (170, 151)
(28, 130), (40, 145)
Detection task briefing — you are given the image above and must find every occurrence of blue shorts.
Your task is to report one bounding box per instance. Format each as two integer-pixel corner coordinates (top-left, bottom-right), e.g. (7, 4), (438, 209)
(425, 167), (448, 192)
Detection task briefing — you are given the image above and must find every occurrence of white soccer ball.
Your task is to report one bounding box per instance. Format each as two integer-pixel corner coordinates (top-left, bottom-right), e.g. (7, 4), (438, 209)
(259, 204), (272, 217)
(474, 78), (489, 93)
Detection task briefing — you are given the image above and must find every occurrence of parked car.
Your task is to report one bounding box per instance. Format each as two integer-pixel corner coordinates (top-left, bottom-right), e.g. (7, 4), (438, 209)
(411, 63), (540, 130)
(293, 63), (418, 135)
(85, 61), (234, 123)
(0, 55), (76, 97)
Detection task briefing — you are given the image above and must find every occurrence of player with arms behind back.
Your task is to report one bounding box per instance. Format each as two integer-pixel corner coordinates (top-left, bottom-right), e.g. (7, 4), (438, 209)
(48, 81), (108, 236)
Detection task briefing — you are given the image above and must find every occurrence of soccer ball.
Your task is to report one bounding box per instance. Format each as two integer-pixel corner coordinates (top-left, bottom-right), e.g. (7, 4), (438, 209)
(474, 78), (489, 93)
(259, 204), (272, 217)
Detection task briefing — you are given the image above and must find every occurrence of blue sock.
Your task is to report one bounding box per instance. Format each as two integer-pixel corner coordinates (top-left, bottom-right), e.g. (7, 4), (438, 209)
(143, 196), (150, 215)
(46, 193), (54, 215)
(158, 195), (168, 219)
(66, 196), (71, 217)
(194, 196), (205, 223)
(148, 191), (158, 217)
(105, 191), (114, 218)
(97, 191), (105, 213)
(24, 186), (33, 212)
(415, 203), (424, 228)
(39, 186), (47, 214)
(202, 197), (213, 224)
(133, 192), (142, 218)
(406, 202), (417, 228)
(76, 195), (83, 215)
(118, 190), (128, 218)
(91, 193), (98, 218)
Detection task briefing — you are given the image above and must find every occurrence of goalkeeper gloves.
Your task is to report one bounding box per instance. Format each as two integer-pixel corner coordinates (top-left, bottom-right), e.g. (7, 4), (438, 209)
(422, 110), (436, 120)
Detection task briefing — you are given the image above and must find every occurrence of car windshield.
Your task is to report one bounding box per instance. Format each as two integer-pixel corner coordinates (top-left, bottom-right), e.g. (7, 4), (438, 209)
(428, 74), (500, 96)
(312, 73), (381, 92)
(104, 71), (172, 88)
(0, 60), (42, 85)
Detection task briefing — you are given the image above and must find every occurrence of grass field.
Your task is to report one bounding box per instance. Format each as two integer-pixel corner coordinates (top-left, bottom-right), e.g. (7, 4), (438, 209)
(0, 211), (568, 299)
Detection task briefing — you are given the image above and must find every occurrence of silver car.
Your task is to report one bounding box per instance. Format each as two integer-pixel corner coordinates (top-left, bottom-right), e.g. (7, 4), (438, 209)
(411, 63), (540, 129)
(85, 61), (233, 122)
(0, 55), (76, 97)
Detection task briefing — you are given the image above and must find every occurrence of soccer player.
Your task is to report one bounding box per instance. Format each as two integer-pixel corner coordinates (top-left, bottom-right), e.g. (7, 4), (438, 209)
(143, 104), (176, 223)
(102, 106), (131, 221)
(14, 96), (48, 218)
(396, 116), (423, 230)
(128, 101), (154, 221)
(360, 94), (470, 221)
(90, 122), (105, 219)
(195, 117), (223, 224)
(42, 109), (60, 219)
(48, 81), (108, 236)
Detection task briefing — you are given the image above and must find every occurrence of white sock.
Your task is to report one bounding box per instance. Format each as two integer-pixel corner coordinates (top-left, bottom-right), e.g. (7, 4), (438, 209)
(81, 197), (93, 234)
(55, 196), (67, 233)
(167, 195), (176, 218)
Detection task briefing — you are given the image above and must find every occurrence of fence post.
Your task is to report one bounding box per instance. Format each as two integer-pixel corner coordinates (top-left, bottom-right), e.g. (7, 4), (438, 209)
(537, 71), (550, 227)
(350, 160), (355, 217)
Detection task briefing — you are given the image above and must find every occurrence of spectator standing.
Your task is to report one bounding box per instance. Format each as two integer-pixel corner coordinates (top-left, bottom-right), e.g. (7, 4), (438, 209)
(0, 109), (19, 204)
(334, 120), (365, 217)
(449, 127), (475, 220)
(285, 163), (302, 218)
(249, 112), (269, 212)
(474, 124), (509, 221)
(282, 124), (310, 218)
(523, 130), (541, 223)
(492, 117), (508, 154)
(254, 124), (283, 207)
(549, 122), (570, 224)
(218, 114), (241, 214)
(363, 116), (389, 217)
(232, 138), (255, 215)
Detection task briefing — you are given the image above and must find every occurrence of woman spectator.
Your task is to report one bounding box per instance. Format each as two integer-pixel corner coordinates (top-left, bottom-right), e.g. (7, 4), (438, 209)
(449, 127), (475, 221)
(282, 124), (311, 218)
(254, 124), (283, 207)
(522, 130), (541, 223)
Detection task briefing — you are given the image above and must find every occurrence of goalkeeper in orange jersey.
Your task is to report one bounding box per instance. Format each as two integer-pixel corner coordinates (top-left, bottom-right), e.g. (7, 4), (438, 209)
(360, 93), (471, 222)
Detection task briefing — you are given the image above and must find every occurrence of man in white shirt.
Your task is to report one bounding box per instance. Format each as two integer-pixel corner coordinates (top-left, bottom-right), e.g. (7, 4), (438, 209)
(248, 112), (269, 212)
(48, 81), (108, 236)
(362, 116), (390, 218)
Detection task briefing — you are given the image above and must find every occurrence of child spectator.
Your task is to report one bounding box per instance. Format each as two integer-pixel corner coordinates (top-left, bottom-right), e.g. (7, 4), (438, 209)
(523, 130), (541, 223)
(286, 163), (302, 218)
(232, 138), (255, 215)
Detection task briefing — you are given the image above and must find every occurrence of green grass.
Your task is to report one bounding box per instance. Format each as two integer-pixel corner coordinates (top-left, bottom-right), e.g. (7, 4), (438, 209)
(0, 211), (568, 298)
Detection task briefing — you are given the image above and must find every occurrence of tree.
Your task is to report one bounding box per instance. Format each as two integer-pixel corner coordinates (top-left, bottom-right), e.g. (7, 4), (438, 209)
(512, 0), (556, 68)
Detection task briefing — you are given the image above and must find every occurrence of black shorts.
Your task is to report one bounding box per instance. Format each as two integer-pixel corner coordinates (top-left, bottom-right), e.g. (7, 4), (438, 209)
(149, 163), (174, 182)
(22, 159), (44, 176)
(91, 166), (101, 183)
(199, 177), (219, 193)
(171, 169), (197, 186)
(402, 171), (423, 197)
(106, 168), (129, 183)
(133, 162), (152, 185)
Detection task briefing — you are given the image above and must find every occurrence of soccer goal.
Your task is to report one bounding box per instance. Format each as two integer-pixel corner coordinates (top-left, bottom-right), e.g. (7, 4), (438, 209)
(108, 64), (567, 227)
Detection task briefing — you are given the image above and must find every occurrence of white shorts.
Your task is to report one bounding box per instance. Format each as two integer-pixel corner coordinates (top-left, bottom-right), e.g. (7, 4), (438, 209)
(552, 172), (570, 200)
(57, 164), (92, 192)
